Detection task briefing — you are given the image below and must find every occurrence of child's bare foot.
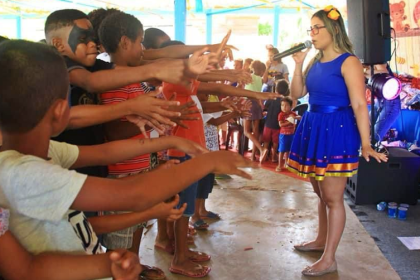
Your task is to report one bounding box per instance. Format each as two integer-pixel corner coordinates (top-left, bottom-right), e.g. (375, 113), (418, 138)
(259, 148), (268, 163)
(154, 239), (175, 254)
(275, 166), (283, 172)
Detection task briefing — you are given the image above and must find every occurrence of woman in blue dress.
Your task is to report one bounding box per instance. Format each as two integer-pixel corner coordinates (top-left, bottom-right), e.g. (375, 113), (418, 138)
(287, 6), (388, 276)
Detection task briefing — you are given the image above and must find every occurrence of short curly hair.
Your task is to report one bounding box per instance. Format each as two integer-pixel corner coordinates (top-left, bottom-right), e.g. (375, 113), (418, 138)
(87, 8), (122, 45)
(99, 12), (143, 54)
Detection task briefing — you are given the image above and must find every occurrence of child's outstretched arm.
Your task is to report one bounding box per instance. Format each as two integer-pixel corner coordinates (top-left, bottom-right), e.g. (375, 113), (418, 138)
(69, 59), (198, 94)
(71, 136), (208, 169)
(198, 70), (252, 84)
(198, 82), (281, 100)
(143, 30), (237, 61)
(88, 195), (186, 234)
(68, 92), (180, 130)
(0, 211), (135, 280)
(72, 151), (257, 213)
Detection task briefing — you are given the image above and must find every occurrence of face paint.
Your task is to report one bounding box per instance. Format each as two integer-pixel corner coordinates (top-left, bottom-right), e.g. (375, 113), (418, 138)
(68, 25), (95, 53)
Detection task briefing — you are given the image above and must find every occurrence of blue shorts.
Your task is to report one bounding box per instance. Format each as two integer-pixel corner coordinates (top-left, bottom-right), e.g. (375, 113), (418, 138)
(170, 155), (198, 217)
(278, 134), (294, 152)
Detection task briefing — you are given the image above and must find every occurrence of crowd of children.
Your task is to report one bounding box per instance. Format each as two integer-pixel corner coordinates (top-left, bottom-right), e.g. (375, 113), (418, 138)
(0, 7), (287, 280)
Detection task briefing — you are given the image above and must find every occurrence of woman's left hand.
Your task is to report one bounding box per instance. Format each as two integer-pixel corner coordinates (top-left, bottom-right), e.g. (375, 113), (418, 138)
(361, 145), (388, 163)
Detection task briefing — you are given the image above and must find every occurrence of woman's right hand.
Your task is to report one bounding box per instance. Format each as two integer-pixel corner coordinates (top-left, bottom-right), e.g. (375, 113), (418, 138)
(291, 44), (311, 65)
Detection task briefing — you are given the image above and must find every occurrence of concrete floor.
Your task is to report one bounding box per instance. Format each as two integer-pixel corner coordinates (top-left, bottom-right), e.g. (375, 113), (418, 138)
(139, 168), (401, 280)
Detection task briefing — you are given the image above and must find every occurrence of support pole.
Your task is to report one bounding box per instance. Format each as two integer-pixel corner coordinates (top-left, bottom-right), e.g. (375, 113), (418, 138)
(206, 10), (213, 44)
(174, 0), (187, 42)
(273, 5), (280, 47)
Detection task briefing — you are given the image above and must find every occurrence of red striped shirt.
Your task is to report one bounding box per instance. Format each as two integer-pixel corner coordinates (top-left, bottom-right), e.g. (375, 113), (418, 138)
(100, 83), (151, 175)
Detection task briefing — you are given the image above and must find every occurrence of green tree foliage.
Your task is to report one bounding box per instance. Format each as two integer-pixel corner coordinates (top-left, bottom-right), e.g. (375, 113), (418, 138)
(258, 22), (272, 36)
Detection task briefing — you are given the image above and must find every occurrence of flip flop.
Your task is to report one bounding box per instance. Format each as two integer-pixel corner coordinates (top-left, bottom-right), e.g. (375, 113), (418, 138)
(139, 265), (166, 280)
(192, 219), (209, 230)
(189, 251), (211, 262)
(154, 243), (175, 255)
(169, 265), (211, 278)
(200, 211), (221, 220)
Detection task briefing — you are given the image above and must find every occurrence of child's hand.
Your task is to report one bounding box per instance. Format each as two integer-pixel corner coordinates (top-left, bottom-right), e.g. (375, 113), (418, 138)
(126, 115), (165, 137)
(221, 98), (238, 111)
(187, 30), (233, 75)
(205, 151), (258, 179)
(109, 249), (142, 280)
(150, 194), (187, 221)
(166, 95), (200, 129)
(235, 100), (252, 118)
(128, 88), (180, 129)
(155, 58), (194, 86)
(172, 137), (209, 157)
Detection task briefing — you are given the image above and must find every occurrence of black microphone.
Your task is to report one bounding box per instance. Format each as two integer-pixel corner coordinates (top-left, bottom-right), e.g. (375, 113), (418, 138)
(273, 40), (312, 60)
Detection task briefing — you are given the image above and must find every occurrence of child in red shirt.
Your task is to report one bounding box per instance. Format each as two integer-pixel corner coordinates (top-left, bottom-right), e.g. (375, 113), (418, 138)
(276, 98), (301, 171)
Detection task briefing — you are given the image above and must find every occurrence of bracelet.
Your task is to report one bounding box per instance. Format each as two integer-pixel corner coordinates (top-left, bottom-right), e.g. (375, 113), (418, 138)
(0, 208), (10, 237)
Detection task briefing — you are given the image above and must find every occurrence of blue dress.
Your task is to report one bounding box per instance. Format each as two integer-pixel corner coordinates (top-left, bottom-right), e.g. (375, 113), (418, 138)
(287, 53), (361, 181)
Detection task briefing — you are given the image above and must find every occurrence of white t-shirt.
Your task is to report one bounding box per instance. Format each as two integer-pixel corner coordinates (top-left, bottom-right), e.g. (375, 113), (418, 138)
(0, 141), (101, 255)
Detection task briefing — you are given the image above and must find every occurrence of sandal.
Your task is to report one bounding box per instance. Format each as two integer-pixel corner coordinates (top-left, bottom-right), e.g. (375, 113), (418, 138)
(200, 211), (221, 220)
(169, 264), (211, 278)
(191, 219), (209, 230)
(139, 265), (166, 280)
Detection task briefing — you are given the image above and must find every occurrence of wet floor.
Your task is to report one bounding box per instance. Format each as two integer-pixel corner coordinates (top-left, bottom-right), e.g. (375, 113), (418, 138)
(140, 168), (401, 280)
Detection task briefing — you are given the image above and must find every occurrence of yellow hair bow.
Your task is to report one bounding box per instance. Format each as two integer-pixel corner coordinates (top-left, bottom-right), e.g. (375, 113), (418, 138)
(323, 5), (340, 21)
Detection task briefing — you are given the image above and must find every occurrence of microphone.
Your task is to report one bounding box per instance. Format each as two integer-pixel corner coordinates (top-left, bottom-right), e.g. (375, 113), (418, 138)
(273, 40), (312, 60)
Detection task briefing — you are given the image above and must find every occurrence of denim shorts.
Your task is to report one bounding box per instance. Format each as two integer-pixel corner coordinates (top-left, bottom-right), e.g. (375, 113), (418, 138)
(169, 155), (198, 217)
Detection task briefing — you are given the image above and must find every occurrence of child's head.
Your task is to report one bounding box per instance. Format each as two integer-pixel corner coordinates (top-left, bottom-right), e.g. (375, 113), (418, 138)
(275, 79), (290, 96)
(45, 9), (97, 67)
(281, 98), (293, 113)
(234, 59), (243, 70)
(249, 60), (266, 77)
(87, 8), (122, 51)
(267, 47), (282, 63)
(143, 28), (171, 50)
(0, 40), (69, 135)
(243, 58), (253, 71)
(99, 12), (144, 67)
